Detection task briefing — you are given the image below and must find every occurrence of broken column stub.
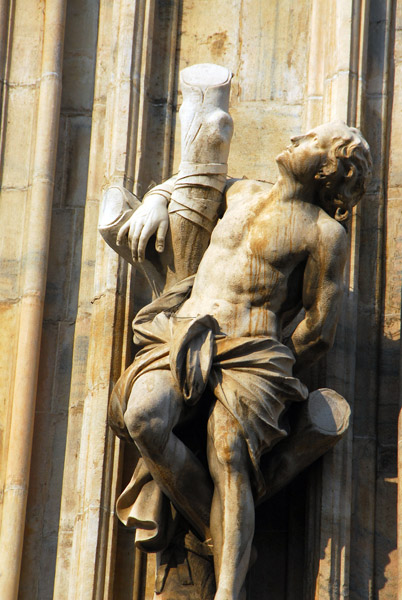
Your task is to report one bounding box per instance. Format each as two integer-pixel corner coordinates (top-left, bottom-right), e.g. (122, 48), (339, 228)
(162, 63), (234, 284)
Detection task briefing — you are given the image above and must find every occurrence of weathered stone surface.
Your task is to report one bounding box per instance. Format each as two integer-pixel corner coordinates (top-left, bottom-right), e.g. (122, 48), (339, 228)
(102, 77), (371, 596)
(0, 1), (400, 599)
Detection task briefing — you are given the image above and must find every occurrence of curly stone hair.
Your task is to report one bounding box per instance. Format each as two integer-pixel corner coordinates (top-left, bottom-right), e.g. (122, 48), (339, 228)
(315, 124), (372, 223)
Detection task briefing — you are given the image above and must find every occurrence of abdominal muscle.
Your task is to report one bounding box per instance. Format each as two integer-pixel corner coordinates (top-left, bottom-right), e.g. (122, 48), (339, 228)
(177, 293), (280, 339)
(175, 197), (289, 339)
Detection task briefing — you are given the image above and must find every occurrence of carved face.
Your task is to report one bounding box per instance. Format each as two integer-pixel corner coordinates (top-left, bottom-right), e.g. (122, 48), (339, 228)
(276, 122), (347, 184)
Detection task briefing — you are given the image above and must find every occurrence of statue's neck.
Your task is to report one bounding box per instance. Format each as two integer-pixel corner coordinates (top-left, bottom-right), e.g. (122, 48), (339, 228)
(274, 170), (319, 205)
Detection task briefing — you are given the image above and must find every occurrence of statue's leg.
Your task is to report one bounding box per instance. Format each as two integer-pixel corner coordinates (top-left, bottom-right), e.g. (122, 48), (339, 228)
(207, 401), (254, 600)
(124, 370), (213, 541)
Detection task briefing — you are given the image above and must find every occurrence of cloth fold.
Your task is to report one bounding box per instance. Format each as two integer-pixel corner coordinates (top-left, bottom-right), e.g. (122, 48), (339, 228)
(109, 277), (308, 550)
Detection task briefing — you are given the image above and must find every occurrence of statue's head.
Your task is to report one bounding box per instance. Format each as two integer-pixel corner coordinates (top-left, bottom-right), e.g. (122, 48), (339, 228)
(277, 121), (372, 223)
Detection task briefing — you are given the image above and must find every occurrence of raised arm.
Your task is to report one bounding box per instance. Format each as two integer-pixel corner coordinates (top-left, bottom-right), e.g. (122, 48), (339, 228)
(289, 221), (348, 373)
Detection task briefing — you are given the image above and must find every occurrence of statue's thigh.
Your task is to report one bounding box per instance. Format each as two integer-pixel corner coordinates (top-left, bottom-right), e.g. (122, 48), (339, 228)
(125, 370), (183, 436)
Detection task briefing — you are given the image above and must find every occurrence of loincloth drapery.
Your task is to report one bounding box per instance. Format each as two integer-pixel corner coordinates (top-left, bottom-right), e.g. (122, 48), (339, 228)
(109, 277), (308, 551)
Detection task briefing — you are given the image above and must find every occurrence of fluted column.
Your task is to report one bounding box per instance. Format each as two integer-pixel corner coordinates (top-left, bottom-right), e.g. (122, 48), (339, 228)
(0, 1), (67, 598)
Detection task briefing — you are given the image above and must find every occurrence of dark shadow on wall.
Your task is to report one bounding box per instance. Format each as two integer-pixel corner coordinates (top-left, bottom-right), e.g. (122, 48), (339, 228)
(348, 0), (398, 597)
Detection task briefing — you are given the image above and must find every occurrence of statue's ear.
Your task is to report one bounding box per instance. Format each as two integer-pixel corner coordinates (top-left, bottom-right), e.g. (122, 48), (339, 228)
(334, 206), (349, 223)
(314, 158), (332, 180)
(314, 154), (338, 182)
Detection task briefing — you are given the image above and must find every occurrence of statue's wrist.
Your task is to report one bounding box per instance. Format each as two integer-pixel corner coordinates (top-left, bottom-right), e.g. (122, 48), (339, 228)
(142, 191), (170, 207)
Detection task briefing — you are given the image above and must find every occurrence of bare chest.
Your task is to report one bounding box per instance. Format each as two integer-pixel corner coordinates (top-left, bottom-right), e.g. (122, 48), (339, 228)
(211, 204), (309, 271)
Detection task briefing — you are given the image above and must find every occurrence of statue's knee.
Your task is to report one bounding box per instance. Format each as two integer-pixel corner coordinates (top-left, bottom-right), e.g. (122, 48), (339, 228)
(123, 403), (147, 443)
(124, 396), (170, 453)
(124, 402), (169, 453)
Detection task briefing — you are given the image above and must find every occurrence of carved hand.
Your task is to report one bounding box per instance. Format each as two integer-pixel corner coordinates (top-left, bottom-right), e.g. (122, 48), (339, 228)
(116, 194), (169, 262)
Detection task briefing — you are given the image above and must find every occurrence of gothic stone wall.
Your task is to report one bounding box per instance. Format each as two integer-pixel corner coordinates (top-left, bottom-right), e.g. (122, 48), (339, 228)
(0, 1), (400, 599)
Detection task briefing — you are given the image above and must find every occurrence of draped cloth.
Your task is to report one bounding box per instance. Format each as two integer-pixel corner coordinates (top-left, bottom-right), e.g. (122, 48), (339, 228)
(109, 276), (308, 551)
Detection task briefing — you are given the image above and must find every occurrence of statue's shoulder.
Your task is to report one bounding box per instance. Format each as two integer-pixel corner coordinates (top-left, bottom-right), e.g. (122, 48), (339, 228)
(316, 209), (348, 256)
(225, 177), (274, 197)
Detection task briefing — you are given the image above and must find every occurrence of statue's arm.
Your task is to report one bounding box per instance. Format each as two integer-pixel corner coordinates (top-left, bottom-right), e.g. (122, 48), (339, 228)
(289, 223), (348, 373)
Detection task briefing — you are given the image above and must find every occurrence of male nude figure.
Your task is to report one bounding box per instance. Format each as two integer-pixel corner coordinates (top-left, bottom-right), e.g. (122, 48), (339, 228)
(119, 121), (371, 600)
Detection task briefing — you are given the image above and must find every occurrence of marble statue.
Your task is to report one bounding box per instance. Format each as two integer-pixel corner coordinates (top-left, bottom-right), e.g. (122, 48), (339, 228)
(99, 64), (372, 600)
